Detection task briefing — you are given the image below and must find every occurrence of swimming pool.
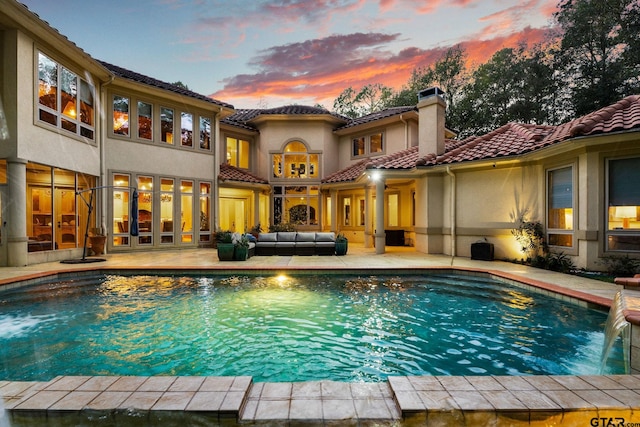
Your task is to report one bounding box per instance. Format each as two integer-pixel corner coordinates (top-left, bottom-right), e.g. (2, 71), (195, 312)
(0, 272), (624, 382)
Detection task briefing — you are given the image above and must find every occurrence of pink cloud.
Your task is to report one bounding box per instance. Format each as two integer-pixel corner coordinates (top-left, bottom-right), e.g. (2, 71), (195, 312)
(211, 26), (554, 108)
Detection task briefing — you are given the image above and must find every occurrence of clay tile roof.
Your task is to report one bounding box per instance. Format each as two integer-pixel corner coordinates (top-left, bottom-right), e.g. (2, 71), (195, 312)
(418, 123), (555, 166)
(322, 147), (418, 183)
(335, 106), (417, 130)
(417, 95), (640, 166)
(219, 163), (268, 184)
(99, 61), (234, 109)
(221, 106), (348, 131)
(550, 94), (640, 141)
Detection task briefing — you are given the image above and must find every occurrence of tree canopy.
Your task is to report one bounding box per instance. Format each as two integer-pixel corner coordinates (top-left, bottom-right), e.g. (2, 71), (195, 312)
(331, 0), (640, 138)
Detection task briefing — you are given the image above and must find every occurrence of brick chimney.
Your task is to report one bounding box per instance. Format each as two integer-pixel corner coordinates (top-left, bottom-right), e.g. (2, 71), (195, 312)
(417, 87), (446, 158)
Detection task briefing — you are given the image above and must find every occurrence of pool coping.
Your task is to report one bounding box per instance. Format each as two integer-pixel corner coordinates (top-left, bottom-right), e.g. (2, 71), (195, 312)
(1, 264), (639, 425)
(2, 374), (640, 425)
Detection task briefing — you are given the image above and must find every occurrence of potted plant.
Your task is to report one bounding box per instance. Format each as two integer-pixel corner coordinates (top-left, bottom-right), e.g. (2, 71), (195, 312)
(216, 230), (234, 261)
(233, 234), (250, 261)
(249, 223), (262, 239)
(89, 227), (106, 256)
(335, 233), (348, 256)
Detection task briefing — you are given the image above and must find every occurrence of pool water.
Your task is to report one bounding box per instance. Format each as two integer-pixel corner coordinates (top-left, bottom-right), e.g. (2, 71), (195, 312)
(0, 273), (624, 382)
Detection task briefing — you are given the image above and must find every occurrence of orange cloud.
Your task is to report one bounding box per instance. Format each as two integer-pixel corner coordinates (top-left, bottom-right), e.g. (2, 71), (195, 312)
(211, 26), (556, 109)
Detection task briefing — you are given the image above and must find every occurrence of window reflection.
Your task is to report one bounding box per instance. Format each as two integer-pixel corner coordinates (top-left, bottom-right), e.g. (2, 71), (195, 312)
(199, 117), (211, 149)
(161, 107), (174, 144)
(181, 112), (193, 147)
(37, 52), (94, 138)
(113, 95), (129, 136)
(138, 101), (153, 140)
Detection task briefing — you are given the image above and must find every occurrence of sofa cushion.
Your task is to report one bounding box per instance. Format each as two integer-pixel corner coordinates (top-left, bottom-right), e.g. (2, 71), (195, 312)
(296, 232), (316, 242)
(277, 232), (297, 242)
(315, 232), (336, 242)
(258, 232), (277, 242)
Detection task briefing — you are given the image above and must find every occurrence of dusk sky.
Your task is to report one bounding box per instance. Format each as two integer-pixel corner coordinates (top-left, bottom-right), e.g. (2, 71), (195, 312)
(20, 0), (558, 109)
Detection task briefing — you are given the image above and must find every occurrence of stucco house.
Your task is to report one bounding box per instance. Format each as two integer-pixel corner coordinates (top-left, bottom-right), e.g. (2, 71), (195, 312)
(1, 0), (639, 270)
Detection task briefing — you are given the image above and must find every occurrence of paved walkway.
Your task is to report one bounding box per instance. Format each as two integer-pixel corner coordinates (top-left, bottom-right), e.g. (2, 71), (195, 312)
(1, 245), (638, 426)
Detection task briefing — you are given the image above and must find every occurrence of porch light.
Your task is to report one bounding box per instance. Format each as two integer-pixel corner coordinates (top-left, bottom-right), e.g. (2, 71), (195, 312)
(370, 171), (381, 182)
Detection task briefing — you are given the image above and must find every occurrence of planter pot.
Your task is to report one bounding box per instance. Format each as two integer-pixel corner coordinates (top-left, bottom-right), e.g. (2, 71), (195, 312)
(89, 235), (106, 255)
(234, 245), (248, 261)
(217, 243), (235, 261)
(335, 240), (348, 256)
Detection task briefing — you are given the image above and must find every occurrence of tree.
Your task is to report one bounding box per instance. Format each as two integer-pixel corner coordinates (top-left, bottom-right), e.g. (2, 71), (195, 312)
(332, 84), (393, 118)
(452, 44), (561, 138)
(554, 0), (640, 115)
(171, 81), (190, 90)
(332, 87), (360, 118)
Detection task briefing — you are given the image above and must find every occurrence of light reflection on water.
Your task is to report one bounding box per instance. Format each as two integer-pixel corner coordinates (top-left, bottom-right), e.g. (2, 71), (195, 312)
(0, 273), (625, 382)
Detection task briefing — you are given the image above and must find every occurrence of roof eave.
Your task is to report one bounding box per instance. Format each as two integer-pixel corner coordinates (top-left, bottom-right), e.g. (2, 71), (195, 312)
(3, 0), (112, 82)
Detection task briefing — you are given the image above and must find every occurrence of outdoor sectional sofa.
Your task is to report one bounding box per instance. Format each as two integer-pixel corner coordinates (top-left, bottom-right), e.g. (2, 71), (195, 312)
(255, 231), (336, 256)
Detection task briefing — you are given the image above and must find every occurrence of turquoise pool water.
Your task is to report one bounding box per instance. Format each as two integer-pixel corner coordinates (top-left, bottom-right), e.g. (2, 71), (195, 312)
(0, 272), (624, 382)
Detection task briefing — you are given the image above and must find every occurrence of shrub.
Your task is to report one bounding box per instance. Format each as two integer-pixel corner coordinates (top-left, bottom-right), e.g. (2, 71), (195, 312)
(268, 222), (297, 232)
(511, 213), (548, 260)
(598, 255), (640, 277)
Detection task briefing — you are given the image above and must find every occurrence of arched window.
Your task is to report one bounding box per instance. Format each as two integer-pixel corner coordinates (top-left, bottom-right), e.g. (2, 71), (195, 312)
(272, 141), (319, 179)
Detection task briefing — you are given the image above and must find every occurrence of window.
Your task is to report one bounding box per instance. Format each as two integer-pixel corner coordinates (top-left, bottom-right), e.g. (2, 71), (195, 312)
(199, 182), (211, 243)
(273, 185), (319, 226)
(547, 166), (574, 247)
(343, 197), (351, 226)
(226, 137), (250, 168)
(352, 132), (384, 157)
(27, 163), (95, 252)
(160, 178), (174, 244)
(113, 95), (129, 136)
(607, 157), (640, 251)
(37, 52), (95, 139)
(181, 180), (194, 242)
(199, 117), (211, 150)
(161, 107), (174, 144)
(112, 174), (131, 247)
(271, 141), (319, 179)
(137, 176), (154, 245)
(387, 193), (399, 227)
(181, 112), (193, 147)
(138, 101), (153, 140)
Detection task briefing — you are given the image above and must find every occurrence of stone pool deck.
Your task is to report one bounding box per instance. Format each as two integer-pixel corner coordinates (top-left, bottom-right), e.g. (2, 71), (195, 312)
(1, 245), (639, 425)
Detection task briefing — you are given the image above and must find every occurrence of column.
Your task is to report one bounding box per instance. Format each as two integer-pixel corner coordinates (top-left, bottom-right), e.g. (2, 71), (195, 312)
(375, 178), (385, 254)
(330, 189), (338, 233)
(253, 189), (260, 229)
(7, 157), (27, 266)
(364, 186), (372, 248)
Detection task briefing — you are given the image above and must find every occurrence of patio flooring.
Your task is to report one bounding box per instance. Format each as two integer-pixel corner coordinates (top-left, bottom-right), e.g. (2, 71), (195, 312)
(1, 244), (639, 426)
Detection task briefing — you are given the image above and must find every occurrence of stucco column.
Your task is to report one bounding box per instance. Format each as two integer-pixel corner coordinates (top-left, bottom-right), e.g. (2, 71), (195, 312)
(253, 189), (260, 229)
(7, 157), (28, 266)
(330, 189), (338, 233)
(364, 186), (372, 248)
(375, 178), (385, 254)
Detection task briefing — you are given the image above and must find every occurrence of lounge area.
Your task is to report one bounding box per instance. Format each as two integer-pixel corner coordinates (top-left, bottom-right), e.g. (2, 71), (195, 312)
(255, 231), (336, 256)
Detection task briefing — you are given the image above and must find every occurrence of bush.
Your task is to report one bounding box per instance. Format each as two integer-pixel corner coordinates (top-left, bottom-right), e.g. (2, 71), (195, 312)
(530, 252), (575, 273)
(268, 222), (297, 232)
(598, 255), (640, 277)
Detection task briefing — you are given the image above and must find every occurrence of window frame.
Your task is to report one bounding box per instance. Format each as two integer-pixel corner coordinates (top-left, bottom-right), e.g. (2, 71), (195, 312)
(270, 140), (320, 180)
(606, 156), (640, 252)
(226, 135), (251, 169)
(351, 132), (384, 158)
(108, 92), (213, 153)
(36, 51), (96, 141)
(546, 164), (575, 249)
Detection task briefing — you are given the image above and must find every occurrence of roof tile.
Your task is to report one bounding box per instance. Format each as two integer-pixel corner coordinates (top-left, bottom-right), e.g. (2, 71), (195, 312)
(219, 163), (268, 184)
(99, 61), (233, 109)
